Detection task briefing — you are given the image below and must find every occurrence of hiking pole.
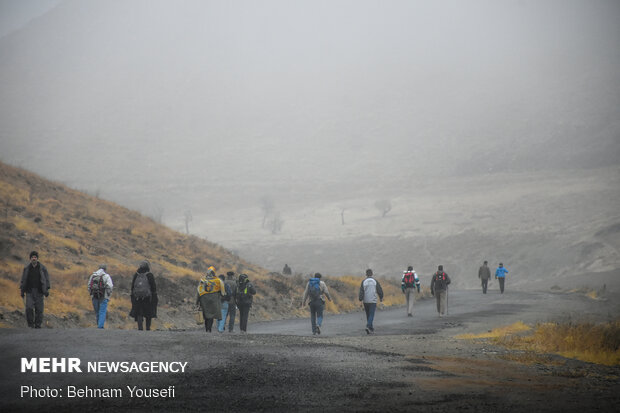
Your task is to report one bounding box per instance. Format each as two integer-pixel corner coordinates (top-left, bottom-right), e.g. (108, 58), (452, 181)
(446, 285), (449, 316)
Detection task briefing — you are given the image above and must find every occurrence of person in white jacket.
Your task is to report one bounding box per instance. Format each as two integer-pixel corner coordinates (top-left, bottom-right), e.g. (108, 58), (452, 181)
(358, 269), (384, 334)
(401, 266), (420, 317)
(87, 264), (113, 329)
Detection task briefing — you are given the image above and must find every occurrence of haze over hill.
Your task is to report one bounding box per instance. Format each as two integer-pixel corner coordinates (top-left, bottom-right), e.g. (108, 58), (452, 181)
(0, 0), (618, 278)
(1, 161), (405, 329)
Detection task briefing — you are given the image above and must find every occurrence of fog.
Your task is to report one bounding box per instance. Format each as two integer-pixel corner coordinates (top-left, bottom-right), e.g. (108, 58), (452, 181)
(1, 0), (619, 276)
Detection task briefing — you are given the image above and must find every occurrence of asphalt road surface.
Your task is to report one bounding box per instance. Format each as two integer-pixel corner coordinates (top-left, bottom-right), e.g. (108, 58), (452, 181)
(1, 289), (618, 412)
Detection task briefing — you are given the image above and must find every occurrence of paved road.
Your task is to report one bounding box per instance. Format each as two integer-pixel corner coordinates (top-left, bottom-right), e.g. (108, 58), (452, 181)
(252, 287), (618, 337)
(1, 288), (618, 413)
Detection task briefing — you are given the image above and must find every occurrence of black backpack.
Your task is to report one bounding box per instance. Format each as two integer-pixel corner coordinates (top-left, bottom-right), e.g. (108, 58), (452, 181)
(236, 282), (254, 306)
(90, 272), (105, 299)
(133, 272), (152, 299)
(222, 282), (232, 302)
(434, 272), (448, 290)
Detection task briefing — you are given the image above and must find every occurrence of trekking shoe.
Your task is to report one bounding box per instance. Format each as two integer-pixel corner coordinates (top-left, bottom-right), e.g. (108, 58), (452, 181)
(407, 313), (413, 317)
(316, 326), (321, 335)
(365, 328), (370, 335)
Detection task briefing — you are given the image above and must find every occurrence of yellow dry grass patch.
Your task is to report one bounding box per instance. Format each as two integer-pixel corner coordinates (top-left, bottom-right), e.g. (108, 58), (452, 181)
(456, 321), (531, 340)
(0, 278), (25, 309)
(13, 216), (38, 233)
(459, 320), (620, 366)
(499, 321), (620, 366)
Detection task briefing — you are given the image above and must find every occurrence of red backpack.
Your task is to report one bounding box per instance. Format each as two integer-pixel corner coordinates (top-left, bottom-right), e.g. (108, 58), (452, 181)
(403, 272), (416, 288)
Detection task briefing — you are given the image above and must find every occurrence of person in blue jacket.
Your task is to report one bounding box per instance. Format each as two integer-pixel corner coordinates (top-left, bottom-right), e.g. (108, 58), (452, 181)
(495, 263), (508, 294)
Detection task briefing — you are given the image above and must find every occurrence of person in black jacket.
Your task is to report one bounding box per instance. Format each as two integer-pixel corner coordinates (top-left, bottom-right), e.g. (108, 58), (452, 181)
(129, 260), (158, 330)
(235, 274), (256, 333)
(430, 265), (451, 317)
(478, 260), (491, 294)
(222, 271), (238, 332)
(19, 251), (50, 328)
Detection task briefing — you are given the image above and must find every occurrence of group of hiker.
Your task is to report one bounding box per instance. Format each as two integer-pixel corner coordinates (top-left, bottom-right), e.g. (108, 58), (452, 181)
(195, 267), (256, 334)
(299, 261), (509, 334)
(19, 249), (508, 334)
(87, 260), (159, 331)
(478, 260), (509, 294)
(18, 251), (156, 330)
(19, 250), (258, 332)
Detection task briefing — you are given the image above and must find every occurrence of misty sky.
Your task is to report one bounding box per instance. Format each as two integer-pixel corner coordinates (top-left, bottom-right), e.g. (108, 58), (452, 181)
(0, 0), (619, 216)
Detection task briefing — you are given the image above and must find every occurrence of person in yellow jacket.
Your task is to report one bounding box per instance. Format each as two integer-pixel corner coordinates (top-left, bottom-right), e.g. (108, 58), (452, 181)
(196, 266), (226, 332)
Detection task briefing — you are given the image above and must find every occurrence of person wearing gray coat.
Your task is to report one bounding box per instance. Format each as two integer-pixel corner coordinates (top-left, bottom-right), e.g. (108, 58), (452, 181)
(20, 251), (50, 328)
(478, 260), (491, 294)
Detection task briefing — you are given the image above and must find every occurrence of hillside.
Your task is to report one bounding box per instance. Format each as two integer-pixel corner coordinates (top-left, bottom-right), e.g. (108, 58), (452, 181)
(0, 162), (403, 329)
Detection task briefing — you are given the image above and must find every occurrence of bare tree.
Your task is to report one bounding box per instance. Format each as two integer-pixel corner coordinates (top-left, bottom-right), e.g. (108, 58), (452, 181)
(269, 211), (284, 234)
(374, 199), (392, 218)
(260, 195), (275, 228)
(152, 205), (164, 224)
(183, 209), (193, 234)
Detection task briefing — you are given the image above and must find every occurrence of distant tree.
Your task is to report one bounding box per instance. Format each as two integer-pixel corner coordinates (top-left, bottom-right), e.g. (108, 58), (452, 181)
(374, 199), (392, 218)
(338, 202), (355, 225)
(260, 196), (275, 229)
(152, 205), (164, 224)
(269, 211), (284, 234)
(183, 209), (193, 234)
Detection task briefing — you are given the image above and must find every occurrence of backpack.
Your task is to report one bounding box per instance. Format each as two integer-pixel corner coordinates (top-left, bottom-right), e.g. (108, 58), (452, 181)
(308, 278), (321, 302)
(222, 282), (232, 302)
(434, 272), (448, 290)
(403, 271), (416, 288)
(90, 272), (105, 299)
(198, 277), (221, 296)
(236, 281), (254, 306)
(133, 272), (152, 299)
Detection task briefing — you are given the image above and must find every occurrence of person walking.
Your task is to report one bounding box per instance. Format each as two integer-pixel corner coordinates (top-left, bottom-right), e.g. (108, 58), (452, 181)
(401, 266), (420, 317)
(87, 264), (113, 329)
(217, 274), (232, 332)
(19, 251), (50, 328)
(478, 260), (491, 294)
(222, 271), (237, 332)
(359, 269), (383, 334)
(129, 260), (158, 331)
(282, 264), (292, 275)
(430, 265), (451, 317)
(495, 263), (508, 294)
(196, 267), (226, 333)
(302, 273), (332, 335)
(235, 273), (256, 333)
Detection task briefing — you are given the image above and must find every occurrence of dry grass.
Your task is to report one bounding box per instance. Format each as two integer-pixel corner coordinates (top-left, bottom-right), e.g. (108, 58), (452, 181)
(456, 321), (531, 340)
(0, 161), (409, 327)
(458, 320), (620, 366)
(498, 321), (620, 366)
